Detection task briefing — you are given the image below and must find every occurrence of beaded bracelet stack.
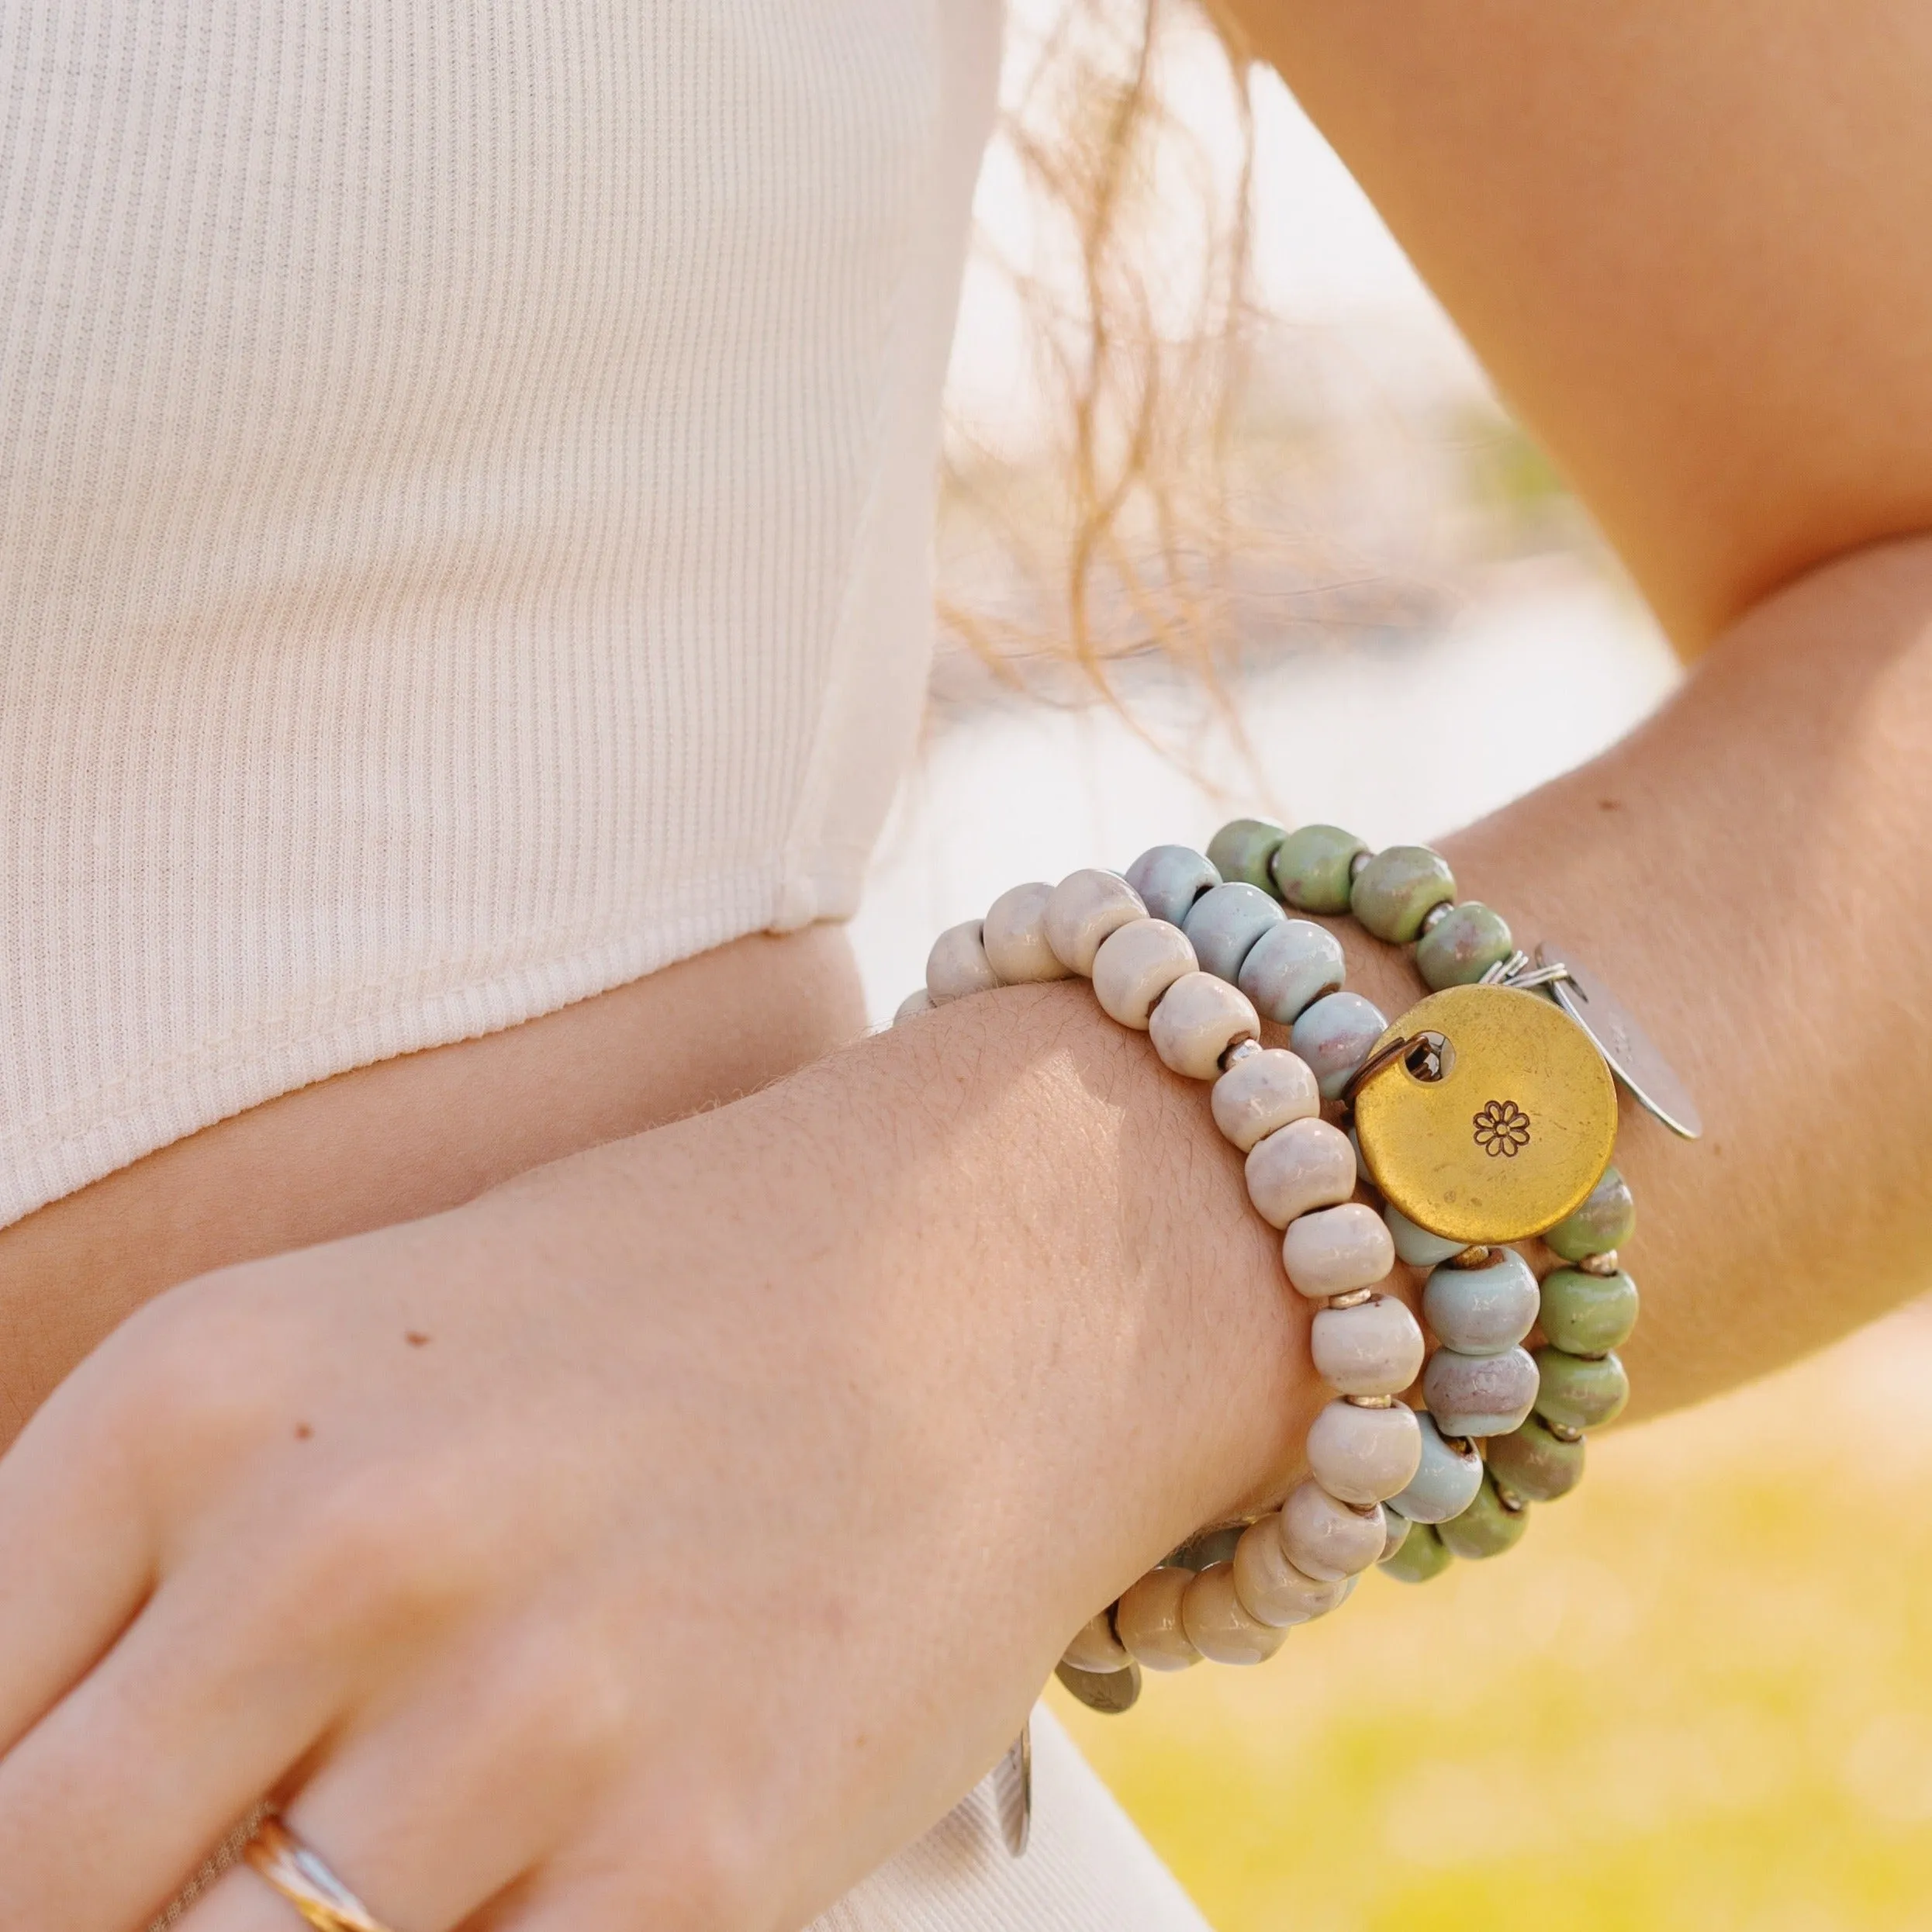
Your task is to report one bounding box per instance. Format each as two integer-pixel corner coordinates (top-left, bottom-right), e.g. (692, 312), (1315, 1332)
(899, 817), (1696, 1718)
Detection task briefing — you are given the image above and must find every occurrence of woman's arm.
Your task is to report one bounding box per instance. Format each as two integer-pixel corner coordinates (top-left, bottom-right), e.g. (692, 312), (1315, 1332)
(1217, 1), (1932, 651)
(1, 537), (1928, 1931)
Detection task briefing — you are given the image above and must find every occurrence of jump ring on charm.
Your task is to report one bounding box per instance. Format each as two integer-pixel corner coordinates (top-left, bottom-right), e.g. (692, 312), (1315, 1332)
(242, 1814), (397, 1932)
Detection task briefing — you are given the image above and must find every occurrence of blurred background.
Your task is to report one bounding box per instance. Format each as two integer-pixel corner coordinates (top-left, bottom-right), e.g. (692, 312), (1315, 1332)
(846, 9), (1932, 1928)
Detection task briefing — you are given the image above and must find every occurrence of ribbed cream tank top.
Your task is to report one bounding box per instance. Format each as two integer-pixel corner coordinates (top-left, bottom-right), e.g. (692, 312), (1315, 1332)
(0, 0), (1001, 1226)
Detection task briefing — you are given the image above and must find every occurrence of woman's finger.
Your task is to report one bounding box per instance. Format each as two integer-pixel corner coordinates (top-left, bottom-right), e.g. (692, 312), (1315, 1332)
(0, 1369), (157, 1757)
(174, 1615), (631, 1932)
(0, 1565), (345, 1932)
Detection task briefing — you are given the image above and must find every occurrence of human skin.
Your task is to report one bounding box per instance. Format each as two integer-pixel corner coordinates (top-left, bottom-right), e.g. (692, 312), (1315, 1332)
(2, 5), (1932, 1930)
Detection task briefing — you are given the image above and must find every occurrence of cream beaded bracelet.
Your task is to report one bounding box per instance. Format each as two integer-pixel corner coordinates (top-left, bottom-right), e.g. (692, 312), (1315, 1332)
(899, 817), (1699, 1724)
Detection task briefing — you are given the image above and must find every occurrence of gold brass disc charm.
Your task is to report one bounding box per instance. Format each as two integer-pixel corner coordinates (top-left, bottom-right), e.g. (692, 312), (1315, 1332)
(1353, 984), (1616, 1246)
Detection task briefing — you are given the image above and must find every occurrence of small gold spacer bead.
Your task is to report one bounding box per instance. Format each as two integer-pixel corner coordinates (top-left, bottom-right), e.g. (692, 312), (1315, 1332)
(1325, 1287), (1376, 1309)
(1546, 1421), (1585, 1443)
(1494, 1481), (1529, 1514)
(1345, 1393), (1396, 1409)
(1449, 1244), (1491, 1269)
(1579, 1250), (1621, 1277)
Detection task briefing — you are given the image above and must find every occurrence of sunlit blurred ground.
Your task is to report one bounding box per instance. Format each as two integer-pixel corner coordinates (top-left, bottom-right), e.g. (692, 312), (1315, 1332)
(1049, 1303), (1932, 1932)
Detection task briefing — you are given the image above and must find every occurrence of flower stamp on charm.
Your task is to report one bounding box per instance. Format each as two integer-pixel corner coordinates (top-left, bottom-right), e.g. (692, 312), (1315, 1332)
(1472, 1099), (1532, 1157)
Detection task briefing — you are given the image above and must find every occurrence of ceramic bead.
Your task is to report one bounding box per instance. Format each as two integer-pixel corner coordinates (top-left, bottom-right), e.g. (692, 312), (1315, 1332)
(1310, 1294), (1426, 1397)
(1422, 1344), (1539, 1438)
(1349, 845), (1457, 943)
(1210, 1047), (1319, 1151)
(1245, 1117), (1357, 1229)
(1237, 918), (1346, 1025)
(1231, 1516), (1355, 1626)
(1436, 1476), (1530, 1560)
(1535, 1347), (1630, 1429)
(1115, 1567), (1202, 1671)
(1205, 817), (1287, 893)
(1281, 1202), (1396, 1300)
(1307, 1398), (1422, 1506)
(1539, 1266), (1640, 1357)
(1386, 1409), (1485, 1523)
(1385, 1203), (1466, 1269)
(925, 921), (1000, 1004)
(1149, 972), (1260, 1080)
(893, 988), (933, 1024)
(1380, 1511), (1412, 1560)
(1180, 1561), (1290, 1665)
(1280, 1479), (1387, 1581)
(1290, 990), (1391, 1101)
(1269, 824), (1367, 915)
(1092, 919), (1198, 1030)
(1043, 869), (1148, 976)
(1543, 1164), (1635, 1262)
(1421, 1248), (1541, 1357)
(981, 882), (1073, 984)
(1184, 881), (1285, 983)
(1380, 1520), (1453, 1583)
(1487, 1415), (1587, 1503)
(1063, 1609), (1130, 1674)
(1415, 901), (1515, 990)
(1123, 844), (1221, 926)
(1055, 1657), (1143, 1714)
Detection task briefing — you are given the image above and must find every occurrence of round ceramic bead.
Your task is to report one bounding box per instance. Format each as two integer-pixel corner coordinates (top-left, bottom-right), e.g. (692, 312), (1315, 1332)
(1281, 1202), (1396, 1301)
(1310, 1294), (1426, 1398)
(925, 921), (1000, 1004)
(1231, 1516), (1355, 1626)
(1092, 919), (1198, 1030)
(1290, 990), (1391, 1101)
(1280, 1480), (1387, 1581)
(1540, 1266), (1640, 1357)
(1380, 1519), (1453, 1583)
(1386, 1409), (1485, 1523)
(1384, 1203), (1466, 1269)
(1063, 1609), (1130, 1674)
(981, 882), (1073, 984)
(1544, 1164), (1636, 1262)
(893, 988), (933, 1024)
(1056, 1657), (1143, 1714)
(1115, 1567), (1202, 1671)
(1043, 869), (1148, 976)
(1421, 1248), (1541, 1357)
(1180, 1561), (1289, 1665)
(1380, 1511), (1412, 1560)
(1245, 1116), (1357, 1229)
(1535, 1347), (1630, 1429)
(1149, 972), (1260, 1080)
(1307, 1398), (1422, 1506)
(1210, 1047), (1319, 1151)
(1349, 845), (1457, 944)
(1487, 1415), (1588, 1503)
(1123, 844), (1221, 926)
(1269, 824), (1367, 915)
(1206, 817), (1286, 893)
(1436, 1476), (1530, 1560)
(1237, 918), (1346, 1025)
(1184, 882), (1285, 983)
(1415, 901), (1515, 991)
(1422, 1345), (1539, 1438)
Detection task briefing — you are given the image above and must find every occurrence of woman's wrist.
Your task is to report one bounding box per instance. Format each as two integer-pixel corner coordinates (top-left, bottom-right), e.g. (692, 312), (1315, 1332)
(479, 973), (1343, 1628)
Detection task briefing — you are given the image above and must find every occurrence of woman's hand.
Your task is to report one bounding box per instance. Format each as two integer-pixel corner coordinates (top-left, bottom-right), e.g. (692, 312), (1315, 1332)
(0, 987), (1315, 1932)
